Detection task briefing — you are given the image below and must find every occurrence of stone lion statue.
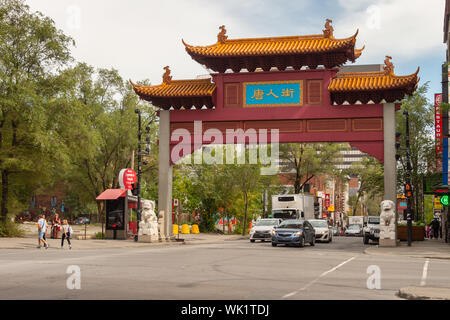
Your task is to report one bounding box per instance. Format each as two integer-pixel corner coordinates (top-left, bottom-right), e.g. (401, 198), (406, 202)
(380, 200), (396, 240)
(138, 200), (158, 237)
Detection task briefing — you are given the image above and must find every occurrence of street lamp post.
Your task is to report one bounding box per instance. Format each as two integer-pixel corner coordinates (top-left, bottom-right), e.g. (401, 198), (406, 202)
(134, 109), (142, 242)
(404, 110), (413, 246)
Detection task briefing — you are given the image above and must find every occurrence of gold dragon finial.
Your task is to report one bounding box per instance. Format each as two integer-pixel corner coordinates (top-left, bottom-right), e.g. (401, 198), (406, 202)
(323, 19), (334, 39)
(162, 66), (172, 84)
(217, 25), (228, 44)
(383, 56), (394, 75)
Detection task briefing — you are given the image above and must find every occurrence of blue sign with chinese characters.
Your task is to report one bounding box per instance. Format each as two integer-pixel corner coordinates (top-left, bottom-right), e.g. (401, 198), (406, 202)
(243, 81), (303, 107)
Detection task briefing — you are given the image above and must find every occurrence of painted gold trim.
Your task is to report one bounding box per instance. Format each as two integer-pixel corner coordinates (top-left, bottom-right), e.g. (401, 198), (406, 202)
(307, 80), (323, 105)
(243, 80), (303, 108)
(352, 118), (383, 131)
(307, 119), (347, 132)
(244, 120), (302, 133)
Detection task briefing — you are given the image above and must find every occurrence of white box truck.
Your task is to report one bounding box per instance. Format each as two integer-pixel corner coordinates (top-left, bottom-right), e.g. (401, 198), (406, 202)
(348, 216), (364, 227)
(270, 193), (315, 220)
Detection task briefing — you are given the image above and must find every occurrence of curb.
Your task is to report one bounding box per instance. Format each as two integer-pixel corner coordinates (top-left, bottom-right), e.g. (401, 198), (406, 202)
(363, 248), (450, 260)
(397, 287), (450, 300)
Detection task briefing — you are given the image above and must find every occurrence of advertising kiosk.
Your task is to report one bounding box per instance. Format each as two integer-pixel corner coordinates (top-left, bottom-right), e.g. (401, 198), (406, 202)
(96, 169), (138, 240)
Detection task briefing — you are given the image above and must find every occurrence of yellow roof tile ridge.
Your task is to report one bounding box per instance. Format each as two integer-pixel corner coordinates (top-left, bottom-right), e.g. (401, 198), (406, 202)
(183, 31), (359, 50)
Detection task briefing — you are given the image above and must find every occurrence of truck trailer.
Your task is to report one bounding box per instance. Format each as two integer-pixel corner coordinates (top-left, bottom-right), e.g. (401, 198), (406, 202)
(270, 193), (315, 220)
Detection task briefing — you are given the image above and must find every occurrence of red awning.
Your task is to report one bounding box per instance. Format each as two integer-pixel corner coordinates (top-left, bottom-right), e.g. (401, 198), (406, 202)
(96, 189), (126, 200)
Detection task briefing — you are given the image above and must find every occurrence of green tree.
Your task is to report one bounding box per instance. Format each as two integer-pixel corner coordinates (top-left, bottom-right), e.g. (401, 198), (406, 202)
(280, 143), (347, 193)
(0, 0), (73, 224)
(345, 157), (384, 216)
(52, 63), (156, 230)
(396, 83), (434, 221)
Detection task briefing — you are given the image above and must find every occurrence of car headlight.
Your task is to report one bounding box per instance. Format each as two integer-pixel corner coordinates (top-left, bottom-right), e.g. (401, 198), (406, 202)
(322, 230), (327, 234)
(294, 231), (302, 236)
(271, 230), (276, 235)
(250, 229), (255, 234)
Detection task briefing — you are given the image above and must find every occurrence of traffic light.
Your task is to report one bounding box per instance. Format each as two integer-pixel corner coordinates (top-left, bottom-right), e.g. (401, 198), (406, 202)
(404, 183), (412, 198)
(395, 132), (401, 161)
(314, 202), (319, 216)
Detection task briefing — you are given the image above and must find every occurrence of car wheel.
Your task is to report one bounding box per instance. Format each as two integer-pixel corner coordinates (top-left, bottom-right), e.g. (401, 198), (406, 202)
(250, 239), (255, 243)
(299, 236), (305, 248)
(310, 236), (315, 246)
(272, 242), (277, 247)
(261, 240), (265, 242)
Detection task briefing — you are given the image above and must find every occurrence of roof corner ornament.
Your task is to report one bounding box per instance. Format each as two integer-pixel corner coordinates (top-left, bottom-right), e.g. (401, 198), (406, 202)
(383, 56), (394, 75)
(217, 25), (228, 44)
(162, 66), (172, 84)
(323, 19), (334, 39)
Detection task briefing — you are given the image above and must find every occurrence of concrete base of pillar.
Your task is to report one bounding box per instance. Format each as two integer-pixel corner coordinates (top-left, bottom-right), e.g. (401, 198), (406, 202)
(138, 235), (159, 243)
(379, 238), (397, 247)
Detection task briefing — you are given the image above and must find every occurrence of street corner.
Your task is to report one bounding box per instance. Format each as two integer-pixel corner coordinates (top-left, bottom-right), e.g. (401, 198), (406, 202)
(398, 286), (450, 300)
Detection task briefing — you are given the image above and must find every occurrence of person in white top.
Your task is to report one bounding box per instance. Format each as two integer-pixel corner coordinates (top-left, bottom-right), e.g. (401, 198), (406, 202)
(37, 214), (49, 249)
(61, 219), (72, 249)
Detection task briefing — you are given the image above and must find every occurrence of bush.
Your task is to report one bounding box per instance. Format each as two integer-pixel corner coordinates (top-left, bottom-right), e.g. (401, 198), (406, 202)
(0, 221), (25, 238)
(95, 232), (105, 239)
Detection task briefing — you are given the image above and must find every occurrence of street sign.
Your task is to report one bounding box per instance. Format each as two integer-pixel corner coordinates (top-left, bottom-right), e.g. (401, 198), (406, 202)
(325, 194), (330, 208)
(440, 194), (449, 206)
(435, 93), (443, 155)
(118, 168), (137, 190)
(328, 205), (335, 212)
(173, 199), (179, 206)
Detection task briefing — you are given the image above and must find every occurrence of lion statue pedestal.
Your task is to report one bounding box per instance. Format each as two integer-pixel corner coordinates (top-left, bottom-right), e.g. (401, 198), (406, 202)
(138, 200), (159, 242)
(379, 200), (397, 247)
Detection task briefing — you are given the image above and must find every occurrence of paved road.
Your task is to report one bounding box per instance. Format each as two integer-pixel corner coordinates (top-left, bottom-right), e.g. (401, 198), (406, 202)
(0, 237), (449, 299)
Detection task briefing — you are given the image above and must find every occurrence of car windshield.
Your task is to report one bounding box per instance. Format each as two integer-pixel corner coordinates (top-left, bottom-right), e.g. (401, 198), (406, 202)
(278, 221), (303, 229)
(309, 220), (328, 228)
(348, 224), (360, 230)
(368, 217), (380, 224)
(255, 220), (279, 226)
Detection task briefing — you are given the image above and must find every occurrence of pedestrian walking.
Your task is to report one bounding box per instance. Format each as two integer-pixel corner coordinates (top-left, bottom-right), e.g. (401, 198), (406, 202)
(37, 214), (49, 249)
(51, 213), (61, 239)
(426, 225), (431, 239)
(61, 219), (72, 249)
(432, 218), (440, 239)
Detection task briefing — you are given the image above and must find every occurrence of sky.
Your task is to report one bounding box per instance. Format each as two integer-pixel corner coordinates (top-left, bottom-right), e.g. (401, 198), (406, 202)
(26, 0), (447, 104)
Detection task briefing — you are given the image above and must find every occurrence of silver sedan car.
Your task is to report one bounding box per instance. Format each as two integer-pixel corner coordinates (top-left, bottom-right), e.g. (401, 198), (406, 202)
(308, 219), (332, 243)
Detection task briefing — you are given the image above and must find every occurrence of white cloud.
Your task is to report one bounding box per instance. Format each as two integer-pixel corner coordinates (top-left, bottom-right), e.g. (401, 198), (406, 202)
(335, 0), (445, 67)
(25, 0), (445, 83)
(26, 0), (252, 83)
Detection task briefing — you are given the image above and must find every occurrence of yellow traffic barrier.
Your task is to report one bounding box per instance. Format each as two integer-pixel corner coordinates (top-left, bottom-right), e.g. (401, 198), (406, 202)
(173, 224), (179, 235)
(181, 224), (190, 234)
(191, 224), (200, 234)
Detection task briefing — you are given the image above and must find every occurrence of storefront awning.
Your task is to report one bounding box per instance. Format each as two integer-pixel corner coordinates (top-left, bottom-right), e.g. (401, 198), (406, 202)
(96, 189), (126, 200)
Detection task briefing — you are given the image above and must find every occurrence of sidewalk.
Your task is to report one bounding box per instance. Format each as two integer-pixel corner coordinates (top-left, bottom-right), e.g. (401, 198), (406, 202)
(0, 233), (248, 250)
(364, 238), (450, 260)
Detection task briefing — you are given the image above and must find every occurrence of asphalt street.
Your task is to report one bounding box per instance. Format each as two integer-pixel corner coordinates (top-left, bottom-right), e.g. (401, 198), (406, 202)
(0, 237), (449, 300)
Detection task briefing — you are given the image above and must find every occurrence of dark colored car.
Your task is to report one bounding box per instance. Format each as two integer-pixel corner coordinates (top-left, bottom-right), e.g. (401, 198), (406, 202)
(271, 219), (315, 247)
(73, 217), (90, 225)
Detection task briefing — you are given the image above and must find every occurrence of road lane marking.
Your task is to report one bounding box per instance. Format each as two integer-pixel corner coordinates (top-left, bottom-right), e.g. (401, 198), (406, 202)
(282, 256), (357, 299)
(420, 259), (430, 286)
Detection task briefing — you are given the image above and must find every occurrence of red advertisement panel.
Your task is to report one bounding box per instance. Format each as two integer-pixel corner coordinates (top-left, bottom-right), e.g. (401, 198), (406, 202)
(435, 93), (443, 155)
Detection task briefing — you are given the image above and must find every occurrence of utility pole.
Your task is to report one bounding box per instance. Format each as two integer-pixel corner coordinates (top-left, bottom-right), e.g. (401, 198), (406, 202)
(404, 110), (413, 246)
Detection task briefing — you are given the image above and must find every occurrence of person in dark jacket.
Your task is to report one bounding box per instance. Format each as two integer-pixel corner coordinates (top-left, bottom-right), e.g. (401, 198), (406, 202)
(431, 218), (440, 239)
